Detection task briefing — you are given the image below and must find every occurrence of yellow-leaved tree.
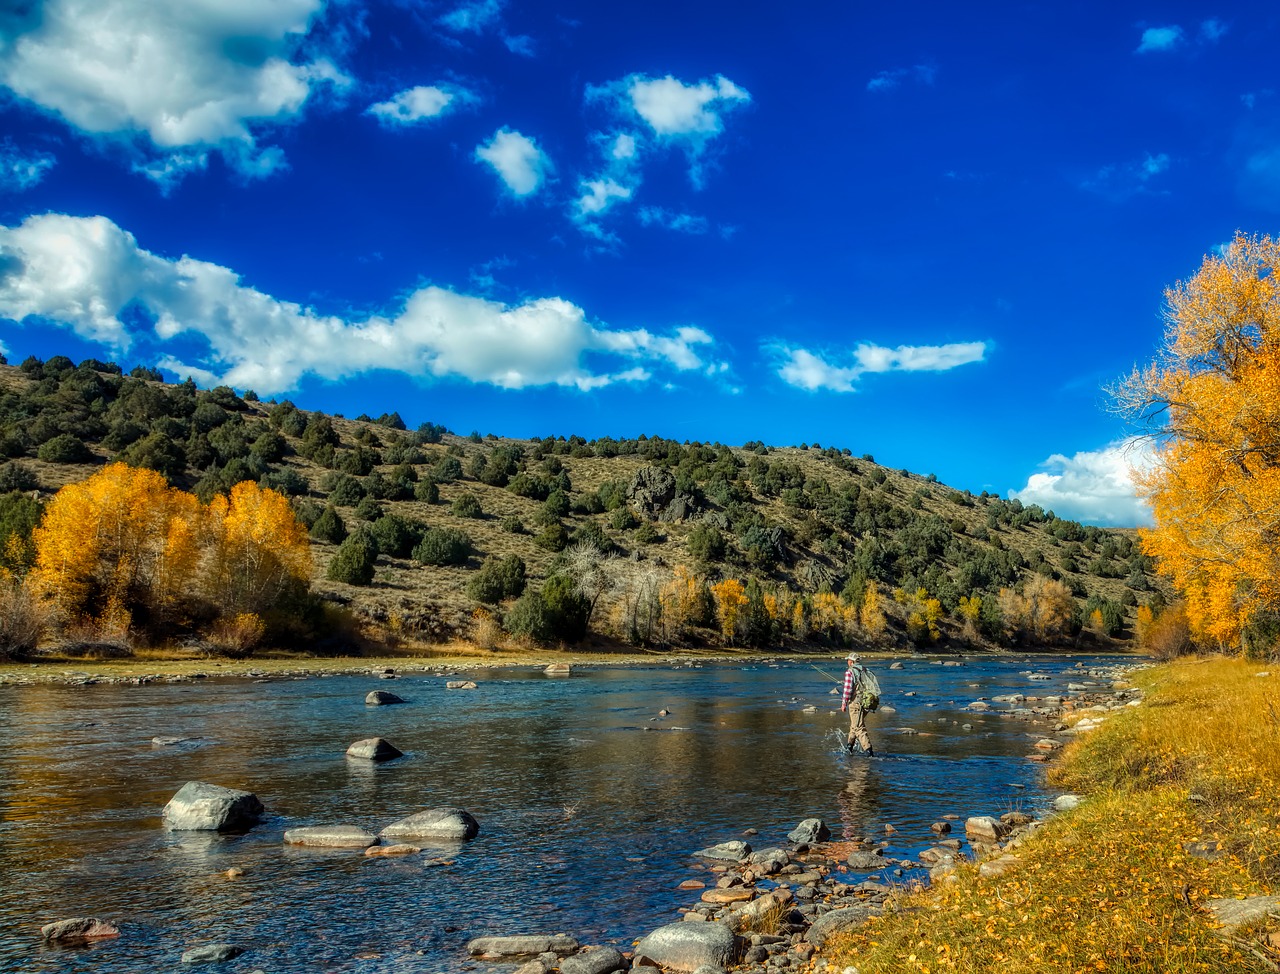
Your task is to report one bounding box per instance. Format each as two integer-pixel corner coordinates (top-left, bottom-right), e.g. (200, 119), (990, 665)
(203, 481), (312, 616)
(1115, 233), (1280, 649)
(33, 464), (310, 646)
(33, 463), (200, 632)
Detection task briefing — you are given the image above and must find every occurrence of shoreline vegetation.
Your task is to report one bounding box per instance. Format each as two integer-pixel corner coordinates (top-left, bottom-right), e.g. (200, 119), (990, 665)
(823, 656), (1280, 974)
(0, 357), (1167, 667)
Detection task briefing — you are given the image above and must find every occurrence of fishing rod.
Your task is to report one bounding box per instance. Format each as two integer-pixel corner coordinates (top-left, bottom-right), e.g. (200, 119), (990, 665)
(810, 663), (844, 684)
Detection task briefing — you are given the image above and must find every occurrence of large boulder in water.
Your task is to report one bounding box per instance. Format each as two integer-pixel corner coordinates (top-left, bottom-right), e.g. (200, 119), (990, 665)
(381, 807), (479, 842)
(162, 782), (263, 832)
(366, 690), (405, 706)
(346, 737), (403, 761)
(634, 922), (737, 972)
(787, 818), (830, 844)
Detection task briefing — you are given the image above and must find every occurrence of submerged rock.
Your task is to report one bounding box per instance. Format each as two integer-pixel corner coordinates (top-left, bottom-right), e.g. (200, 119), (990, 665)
(381, 807), (480, 841)
(467, 934), (580, 958)
(544, 663), (572, 676)
(284, 826), (378, 848)
(162, 782), (264, 832)
(634, 921), (736, 972)
(446, 681), (478, 690)
(181, 943), (244, 964)
(39, 917), (120, 943)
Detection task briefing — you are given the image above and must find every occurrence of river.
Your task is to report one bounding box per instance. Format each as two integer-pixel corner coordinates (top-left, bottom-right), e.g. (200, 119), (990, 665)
(0, 654), (1123, 973)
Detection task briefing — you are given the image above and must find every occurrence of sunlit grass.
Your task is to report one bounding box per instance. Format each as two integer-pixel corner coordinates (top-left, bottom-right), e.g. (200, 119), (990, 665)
(823, 657), (1280, 973)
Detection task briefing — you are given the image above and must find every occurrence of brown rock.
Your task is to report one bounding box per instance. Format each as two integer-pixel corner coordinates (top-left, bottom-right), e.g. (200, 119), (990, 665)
(700, 887), (755, 904)
(677, 880), (706, 890)
(39, 918), (120, 943)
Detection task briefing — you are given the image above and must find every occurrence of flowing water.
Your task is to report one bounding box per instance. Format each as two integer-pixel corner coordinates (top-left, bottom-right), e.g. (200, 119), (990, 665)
(0, 655), (1122, 973)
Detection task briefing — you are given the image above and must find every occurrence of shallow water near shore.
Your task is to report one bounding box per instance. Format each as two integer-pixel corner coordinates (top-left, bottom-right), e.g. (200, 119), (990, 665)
(0, 654), (1126, 973)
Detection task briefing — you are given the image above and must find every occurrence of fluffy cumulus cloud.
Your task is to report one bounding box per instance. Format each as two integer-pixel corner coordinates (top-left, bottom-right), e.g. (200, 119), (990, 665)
(0, 0), (348, 187)
(775, 341), (987, 392)
(475, 128), (552, 198)
(367, 84), (474, 126)
(0, 213), (726, 393)
(1008, 438), (1155, 527)
(1135, 25), (1184, 53)
(0, 140), (55, 192)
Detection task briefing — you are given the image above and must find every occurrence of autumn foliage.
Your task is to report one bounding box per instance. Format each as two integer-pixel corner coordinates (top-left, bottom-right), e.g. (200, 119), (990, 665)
(32, 463), (311, 647)
(1118, 233), (1280, 649)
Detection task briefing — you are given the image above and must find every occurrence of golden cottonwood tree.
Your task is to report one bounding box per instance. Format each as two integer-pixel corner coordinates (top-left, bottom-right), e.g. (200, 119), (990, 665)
(34, 464), (309, 639)
(1116, 233), (1280, 647)
(203, 481), (312, 616)
(33, 463), (200, 629)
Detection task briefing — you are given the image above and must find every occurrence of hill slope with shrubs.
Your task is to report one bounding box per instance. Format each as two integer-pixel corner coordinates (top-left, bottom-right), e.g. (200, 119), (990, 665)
(0, 356), (1167, 655)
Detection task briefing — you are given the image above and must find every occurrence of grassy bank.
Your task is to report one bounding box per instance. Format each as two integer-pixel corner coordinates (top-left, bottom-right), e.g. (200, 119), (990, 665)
(823, 657), (1280, 973)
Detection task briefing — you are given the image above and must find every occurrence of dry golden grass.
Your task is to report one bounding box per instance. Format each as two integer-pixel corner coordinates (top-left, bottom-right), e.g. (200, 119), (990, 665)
(822, 658), (1280, 973)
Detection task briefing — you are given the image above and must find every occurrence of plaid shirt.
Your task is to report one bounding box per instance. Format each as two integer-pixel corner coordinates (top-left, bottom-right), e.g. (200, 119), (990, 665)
(841, 665), (858, 710)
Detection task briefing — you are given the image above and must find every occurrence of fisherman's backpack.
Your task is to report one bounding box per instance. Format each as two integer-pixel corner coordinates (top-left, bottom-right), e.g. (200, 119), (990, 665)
(858, 666), (882, 712)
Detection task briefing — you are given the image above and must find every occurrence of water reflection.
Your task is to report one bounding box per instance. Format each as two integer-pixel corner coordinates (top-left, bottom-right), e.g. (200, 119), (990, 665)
(0, 655), (1118, 973)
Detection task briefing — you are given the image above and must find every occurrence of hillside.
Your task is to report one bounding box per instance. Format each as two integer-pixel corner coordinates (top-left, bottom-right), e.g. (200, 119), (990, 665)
(0, 355), (1166, 654)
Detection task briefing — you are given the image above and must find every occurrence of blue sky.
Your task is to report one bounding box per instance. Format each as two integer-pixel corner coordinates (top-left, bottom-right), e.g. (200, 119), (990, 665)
(0, 1), (1277, 526)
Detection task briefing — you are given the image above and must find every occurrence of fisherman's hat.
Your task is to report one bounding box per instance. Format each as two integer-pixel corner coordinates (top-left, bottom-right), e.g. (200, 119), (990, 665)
(846, 652), (861, 663)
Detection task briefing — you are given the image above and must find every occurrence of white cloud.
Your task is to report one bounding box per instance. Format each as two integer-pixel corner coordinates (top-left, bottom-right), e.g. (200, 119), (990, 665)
(637, 206), (709, 234)
(0, 0), (349, 186)
(854, 341), (987, 373)
(503, 34), (536, 57)
(586, 72), (750, 188)
(1008, 438), (1155, 527)
(774, 341), (987, 392)
(625, 74), (750, 139)
(866, 64), (937, 93)
(0, 213), (724, 394)
(1200, 18), (1228, 42)
(777, 348), (861, 392)
(0, 140), (55, 192)
(438, 0), (504, 34)
(475, 128), (551, 197)
(573, 73), (748, 235)
(1135, 25), (1184, 53)
(367, 85), (473, 126)
(576, 178), (632, 216)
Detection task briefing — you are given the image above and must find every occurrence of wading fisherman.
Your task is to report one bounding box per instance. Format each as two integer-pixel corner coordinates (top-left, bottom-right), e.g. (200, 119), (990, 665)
(840, 653), (879, 755)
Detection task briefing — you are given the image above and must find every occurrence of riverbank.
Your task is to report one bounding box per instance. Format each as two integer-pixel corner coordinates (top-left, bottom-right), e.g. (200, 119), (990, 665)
(0, 644), (1142, 686)
(820, 656), (1280, 973)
